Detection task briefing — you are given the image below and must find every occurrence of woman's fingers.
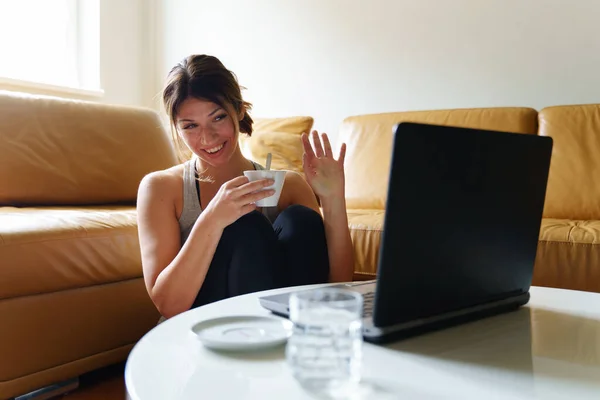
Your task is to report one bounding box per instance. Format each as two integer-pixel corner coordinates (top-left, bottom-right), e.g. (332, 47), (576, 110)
(301, 132), (316, 159)
(311, 130), (325, 157)
(339, 142), (347, 165)
(304, 131), (336, 160)
(232, 178), (274, 196)
(321, 133), (333, 158)
(238, 188), (276, 205)
(224, 175), (251, 189)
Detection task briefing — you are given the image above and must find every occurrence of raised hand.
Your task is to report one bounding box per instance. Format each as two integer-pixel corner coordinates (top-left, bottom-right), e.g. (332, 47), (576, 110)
(301, 130), (346, 200)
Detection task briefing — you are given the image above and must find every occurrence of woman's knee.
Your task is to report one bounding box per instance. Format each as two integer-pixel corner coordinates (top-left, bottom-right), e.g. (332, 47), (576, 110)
(225, 211), (284, 294)
(275, 205), (329, 286)
(275, 205), (324, 234)
(222, 210), (274, 244)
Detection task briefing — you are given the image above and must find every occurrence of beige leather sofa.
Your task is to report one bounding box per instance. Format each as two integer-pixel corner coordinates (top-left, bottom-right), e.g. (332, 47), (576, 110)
(535, 105), (600, 293)
(0, 91), (177, 399)
(2, 87), (598, 398)
(335, 106), (600, 293)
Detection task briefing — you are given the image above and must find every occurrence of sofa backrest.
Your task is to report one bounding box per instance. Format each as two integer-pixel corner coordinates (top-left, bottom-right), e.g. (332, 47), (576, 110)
(338, 107), (539, 210)
(539, 104), (600, 220)
(0, 91), (178, 206)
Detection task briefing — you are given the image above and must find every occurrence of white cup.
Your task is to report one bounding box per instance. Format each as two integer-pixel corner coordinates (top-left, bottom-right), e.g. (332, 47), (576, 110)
(243, 170), (287, 207)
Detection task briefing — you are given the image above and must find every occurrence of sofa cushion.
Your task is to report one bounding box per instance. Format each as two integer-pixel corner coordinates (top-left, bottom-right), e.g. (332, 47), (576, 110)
(0, 91), (178, 206)
(347, 209), (385, 279)
(533, 218), (600, 293)
(339, 107), (539, 210)
(0, 206), (142, 300)
(239, 116), (313, 176)
(0, 278), (159, 399)
(538, 104), (600, 220)
(347, 212), (600, 292)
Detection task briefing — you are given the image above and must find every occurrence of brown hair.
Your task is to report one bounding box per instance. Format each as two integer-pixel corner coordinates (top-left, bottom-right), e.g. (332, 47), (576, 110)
(162, 54), (253, 161)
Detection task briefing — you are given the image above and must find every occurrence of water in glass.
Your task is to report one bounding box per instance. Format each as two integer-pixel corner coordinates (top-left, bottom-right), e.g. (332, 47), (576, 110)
(286, 288), (363, 396)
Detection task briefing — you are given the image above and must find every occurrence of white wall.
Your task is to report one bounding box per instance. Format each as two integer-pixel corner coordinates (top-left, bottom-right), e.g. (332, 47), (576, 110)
(99, 0), (155, 108)
(156, 0), (600, 142)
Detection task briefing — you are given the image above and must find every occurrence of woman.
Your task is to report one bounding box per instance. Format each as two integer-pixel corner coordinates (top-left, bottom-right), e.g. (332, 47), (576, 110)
(137, 54), (354, 319)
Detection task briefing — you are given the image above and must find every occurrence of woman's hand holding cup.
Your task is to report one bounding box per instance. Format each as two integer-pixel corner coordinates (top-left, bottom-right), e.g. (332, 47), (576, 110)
(204, 176), (276, 229)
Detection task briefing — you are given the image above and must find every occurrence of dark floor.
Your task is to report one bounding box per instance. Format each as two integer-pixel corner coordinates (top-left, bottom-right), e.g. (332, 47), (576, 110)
(56, 363), (125, 400)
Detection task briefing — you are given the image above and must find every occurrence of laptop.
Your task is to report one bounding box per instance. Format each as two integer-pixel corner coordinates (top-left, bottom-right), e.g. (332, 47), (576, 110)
(259, 122), (553, 343)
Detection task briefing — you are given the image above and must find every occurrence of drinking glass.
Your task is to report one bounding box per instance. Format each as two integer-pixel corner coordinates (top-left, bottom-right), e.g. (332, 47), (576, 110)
(286, 288), (363, 397)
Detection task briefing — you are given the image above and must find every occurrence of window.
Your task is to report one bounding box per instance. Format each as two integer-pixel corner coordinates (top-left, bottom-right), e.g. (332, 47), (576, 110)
(0, 0), (101, 96)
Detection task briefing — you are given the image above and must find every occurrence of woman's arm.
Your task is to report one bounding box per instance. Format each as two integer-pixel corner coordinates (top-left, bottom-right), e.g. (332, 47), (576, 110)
(281, 172), (354, 283)
(282, 130), (355, 282)
(137, 172), (275, 318)
(137, 172), (224, 319)
(320, 195), (354, 282)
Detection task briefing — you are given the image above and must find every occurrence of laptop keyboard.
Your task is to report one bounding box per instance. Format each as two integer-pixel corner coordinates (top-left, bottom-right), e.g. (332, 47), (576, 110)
(362, 291), (375, 318)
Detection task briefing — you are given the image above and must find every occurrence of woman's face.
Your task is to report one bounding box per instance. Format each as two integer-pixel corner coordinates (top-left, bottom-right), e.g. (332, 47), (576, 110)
(175, 97), (240, 167)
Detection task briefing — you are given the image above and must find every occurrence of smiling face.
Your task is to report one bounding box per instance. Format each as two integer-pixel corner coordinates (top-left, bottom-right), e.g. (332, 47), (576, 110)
(162, 55), (255, 165)
(176, 97), (242, 167)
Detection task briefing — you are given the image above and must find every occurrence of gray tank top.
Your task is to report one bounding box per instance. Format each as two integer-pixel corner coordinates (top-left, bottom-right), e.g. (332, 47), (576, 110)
(178, 158), (279, 244)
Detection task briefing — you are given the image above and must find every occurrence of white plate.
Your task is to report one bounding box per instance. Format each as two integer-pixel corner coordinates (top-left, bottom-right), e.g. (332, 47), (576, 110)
(191, 315), (293, 351)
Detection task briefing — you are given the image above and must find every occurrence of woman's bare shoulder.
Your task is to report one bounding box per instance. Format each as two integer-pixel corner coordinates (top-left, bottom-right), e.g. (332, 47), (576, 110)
(283, 170), (311, 191)
(138, 163), (186, 199)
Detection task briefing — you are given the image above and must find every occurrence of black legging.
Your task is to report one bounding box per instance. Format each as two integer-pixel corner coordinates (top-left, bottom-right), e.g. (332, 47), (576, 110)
(191, 205), (330, 308)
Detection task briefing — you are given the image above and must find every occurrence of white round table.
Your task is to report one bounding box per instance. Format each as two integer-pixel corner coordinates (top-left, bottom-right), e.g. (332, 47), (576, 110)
(125, 285), (600, 399)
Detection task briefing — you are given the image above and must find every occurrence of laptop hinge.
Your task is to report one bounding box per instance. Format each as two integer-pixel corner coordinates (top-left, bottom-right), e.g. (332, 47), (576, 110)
(363, 292), (529, 341)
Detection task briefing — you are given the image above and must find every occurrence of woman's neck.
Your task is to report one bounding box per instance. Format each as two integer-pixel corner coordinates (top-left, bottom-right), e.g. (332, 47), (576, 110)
(196, 148), (255, 183)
